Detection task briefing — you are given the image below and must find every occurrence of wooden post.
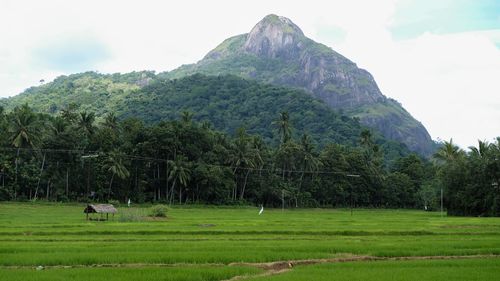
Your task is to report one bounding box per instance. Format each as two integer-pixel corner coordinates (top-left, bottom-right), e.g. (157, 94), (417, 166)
(106, 213), (109, 221)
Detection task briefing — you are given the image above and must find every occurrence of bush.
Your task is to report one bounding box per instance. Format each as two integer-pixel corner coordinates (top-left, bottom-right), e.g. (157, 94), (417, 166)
(149, 204), (168, 217)
(0, 187), (12, 201)
(108, 199), (120, 206)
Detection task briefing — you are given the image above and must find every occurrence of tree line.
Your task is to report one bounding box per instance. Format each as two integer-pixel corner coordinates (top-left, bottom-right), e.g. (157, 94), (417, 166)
(434, 139), (500, 216)
(0, 104), (498, 216)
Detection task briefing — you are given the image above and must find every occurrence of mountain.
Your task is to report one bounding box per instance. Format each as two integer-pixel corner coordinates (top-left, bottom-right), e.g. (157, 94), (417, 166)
(0, 72), (410, 160)
(163, 14), (435, 156)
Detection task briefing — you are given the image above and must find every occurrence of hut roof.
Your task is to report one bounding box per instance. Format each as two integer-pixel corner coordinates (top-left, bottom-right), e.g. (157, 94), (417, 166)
(84, 204), (117, 214)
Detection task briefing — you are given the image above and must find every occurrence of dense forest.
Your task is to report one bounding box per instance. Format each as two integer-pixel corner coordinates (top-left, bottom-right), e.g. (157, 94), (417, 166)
(435, 140), (500, 216)
(0, 73), (412, 161)
(0, 103), (498, 216)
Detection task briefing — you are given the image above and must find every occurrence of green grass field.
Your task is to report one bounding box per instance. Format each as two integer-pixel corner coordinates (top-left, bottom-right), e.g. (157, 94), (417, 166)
(0, 203), (499, 280)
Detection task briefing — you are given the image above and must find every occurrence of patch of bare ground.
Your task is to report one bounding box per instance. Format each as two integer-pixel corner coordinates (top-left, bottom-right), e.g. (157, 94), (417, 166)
(223, 254), (500, 280)
(2, 254), (499, 280)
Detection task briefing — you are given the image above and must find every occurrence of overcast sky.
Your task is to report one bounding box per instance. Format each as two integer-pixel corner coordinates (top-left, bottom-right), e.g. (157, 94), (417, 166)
(0, 0), (499, 148)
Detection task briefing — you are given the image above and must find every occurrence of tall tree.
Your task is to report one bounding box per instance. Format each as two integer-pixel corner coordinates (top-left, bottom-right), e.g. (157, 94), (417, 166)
(228, 128), (262, 201)
(167, 155), (191, 204)
(273, 111), (292, 145)
(434, 139), (463, 163)
(78, 111), (96, 139)
(104, 151), (130, 200)
(8, 104), (43, 148)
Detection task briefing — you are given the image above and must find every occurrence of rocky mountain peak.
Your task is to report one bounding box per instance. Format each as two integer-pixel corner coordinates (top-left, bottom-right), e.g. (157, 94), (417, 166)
(243, 14), (304, 58)
(166, 14), (436, 156)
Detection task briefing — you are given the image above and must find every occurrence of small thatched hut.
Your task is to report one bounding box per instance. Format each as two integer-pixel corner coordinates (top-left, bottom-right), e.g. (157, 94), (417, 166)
(84, 204), (117, 221)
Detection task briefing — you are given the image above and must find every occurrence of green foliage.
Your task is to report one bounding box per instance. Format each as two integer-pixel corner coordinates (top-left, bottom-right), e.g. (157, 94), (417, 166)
(418, 180), (440, 211)
(1, 204), (500, 270)
(0, 265), (260, 281)
(1, 73), (411, 160)
(149, 204), (168, 217)
(435, 139), (500, 216)
(0, 87), (496, 216)
(107, 199), (120, 206)
(254, 259), (500, 281)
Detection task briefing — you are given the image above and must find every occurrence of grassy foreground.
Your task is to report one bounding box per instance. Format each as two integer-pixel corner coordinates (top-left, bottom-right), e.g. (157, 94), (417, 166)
(0, 202), (499, 280)
(253, 258), (500, 281)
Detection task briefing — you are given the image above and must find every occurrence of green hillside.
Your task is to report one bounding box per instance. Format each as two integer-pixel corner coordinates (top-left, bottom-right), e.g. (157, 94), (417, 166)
(0, 71), (409, 158)
(162, 14), (436, 156)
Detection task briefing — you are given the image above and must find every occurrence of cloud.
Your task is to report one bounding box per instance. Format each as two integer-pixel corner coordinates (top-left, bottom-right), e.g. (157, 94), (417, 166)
(0, 0), (499, 148)
(391, 0), (500, 39)
(338, 29), (500, 148)
(32, 34), (110, 72)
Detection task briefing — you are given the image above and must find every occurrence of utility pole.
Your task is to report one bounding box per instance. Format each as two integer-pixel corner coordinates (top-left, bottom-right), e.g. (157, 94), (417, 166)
(440, 188), (443, 218)
(281, 189), (284, 212)
(81, 154), (99, 198)
(346, 174), (360, 216)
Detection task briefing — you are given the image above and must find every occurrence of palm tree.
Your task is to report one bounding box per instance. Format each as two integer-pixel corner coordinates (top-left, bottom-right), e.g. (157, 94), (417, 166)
(104, 151), (130, 200)
(295, 134), (320, 206)
(228, 128), (262, 200)
(273, 111), (292, 145)
(469, 140), (490, 159)
(8, 104), (43, 199)
(8, 104), (43, 148)
(434, 139), (463, 163)
(60, 103), (79, 123)
(180, 111), (194, 125)
(167, 155), (191, 204)
(360, 129), (373, 148)
(103, 112), (119, 131)
(78, 111), (95, 138)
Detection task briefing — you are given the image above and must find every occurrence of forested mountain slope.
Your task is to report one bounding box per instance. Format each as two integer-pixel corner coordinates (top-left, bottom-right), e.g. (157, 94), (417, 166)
(0, 72), (410, 159)
(163, 14), (435, 155)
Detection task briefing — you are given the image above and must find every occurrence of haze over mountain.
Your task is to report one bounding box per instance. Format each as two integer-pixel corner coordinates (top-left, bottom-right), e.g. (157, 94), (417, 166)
(165, 14), (435, 155)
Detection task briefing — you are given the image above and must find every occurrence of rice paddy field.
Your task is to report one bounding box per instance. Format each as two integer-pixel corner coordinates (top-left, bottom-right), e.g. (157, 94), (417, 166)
(0, 203), (499, 280)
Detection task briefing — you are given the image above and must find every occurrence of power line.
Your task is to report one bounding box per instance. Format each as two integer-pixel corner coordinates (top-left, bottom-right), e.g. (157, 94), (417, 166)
(0, 146), (368, 176)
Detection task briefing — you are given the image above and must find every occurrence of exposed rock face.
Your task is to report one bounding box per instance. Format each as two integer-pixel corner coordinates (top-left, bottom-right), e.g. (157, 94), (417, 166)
(241, 15), (385, 109)
(243, 15), (304, 59)
(166, 14), (435, 156)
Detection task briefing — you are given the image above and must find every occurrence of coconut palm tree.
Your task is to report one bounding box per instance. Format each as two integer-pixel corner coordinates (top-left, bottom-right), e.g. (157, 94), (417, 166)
(227, 128), (262, 200)
(8, 104), (43, 149)
(469, 140), (490, 159)
(434, 139), (463, 163)
(78, 111), (95, 138)
(104, 151), (130, 200)
(295, 134), (320, 206)
(103, 112), (119, 131)
(360, 129), (373, 148)
(273, 111), (292, 145)
(167, 155), (191, 204)
(8, 104), (44, 199)
(181, 111), (194, 125)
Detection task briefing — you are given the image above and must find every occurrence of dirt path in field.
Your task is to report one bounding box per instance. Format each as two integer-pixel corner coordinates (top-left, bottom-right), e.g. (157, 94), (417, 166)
(2, 254), (499, 281)
(222, 254), (500, 281)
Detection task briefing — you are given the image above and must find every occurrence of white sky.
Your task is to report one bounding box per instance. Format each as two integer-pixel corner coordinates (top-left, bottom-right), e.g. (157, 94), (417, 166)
(0, 0), (499, 148)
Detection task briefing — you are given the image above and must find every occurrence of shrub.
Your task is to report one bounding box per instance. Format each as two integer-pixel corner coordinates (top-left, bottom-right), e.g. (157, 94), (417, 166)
(149, 204), (168, 217)
(108, 199), (120, 206)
